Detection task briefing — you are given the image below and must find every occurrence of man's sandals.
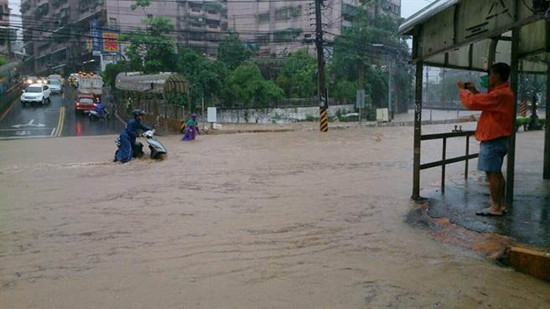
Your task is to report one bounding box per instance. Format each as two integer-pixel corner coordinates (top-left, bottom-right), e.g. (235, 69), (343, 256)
(475, 208), (508, 216)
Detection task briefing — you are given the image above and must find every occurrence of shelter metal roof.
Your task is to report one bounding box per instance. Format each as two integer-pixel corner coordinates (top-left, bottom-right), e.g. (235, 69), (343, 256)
(115, 72), (188, 94)
(398, 0), (548, 73)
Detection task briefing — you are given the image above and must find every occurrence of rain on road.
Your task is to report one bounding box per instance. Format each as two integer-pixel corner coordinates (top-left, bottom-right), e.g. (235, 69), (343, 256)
(0, 87), (122, 140)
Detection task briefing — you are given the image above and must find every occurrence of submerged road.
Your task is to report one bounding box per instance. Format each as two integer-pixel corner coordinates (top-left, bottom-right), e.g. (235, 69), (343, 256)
(0, 87), (122, 140)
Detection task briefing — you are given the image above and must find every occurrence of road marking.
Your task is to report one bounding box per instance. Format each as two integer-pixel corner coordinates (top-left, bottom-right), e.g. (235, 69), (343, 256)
(51, 128), (56, 136)
(11, 119), (46, 128)
(0, 98), (20, 122)
(15, 130), (30, 136)
(55, 106), (65, 137)
(0, 127), (55, 132)
(0, 135), (55, 140)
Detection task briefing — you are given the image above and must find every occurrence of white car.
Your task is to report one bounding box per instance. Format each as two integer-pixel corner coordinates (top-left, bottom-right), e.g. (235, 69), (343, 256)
(48, 79), (63, 94)
(21, 84), (51, 106)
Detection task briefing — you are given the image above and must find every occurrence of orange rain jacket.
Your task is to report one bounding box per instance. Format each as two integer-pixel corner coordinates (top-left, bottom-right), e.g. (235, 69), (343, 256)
(459, 83), (515, 142)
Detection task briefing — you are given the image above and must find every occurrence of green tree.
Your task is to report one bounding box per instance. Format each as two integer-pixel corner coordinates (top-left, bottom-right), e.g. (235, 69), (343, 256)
(225, 62), (284, 109)
(176, 48), (228, 111)
(330, 3), (412, 113)
(123, 1), (175, 73)
(101, 60), (130, 88)
(277, 49), (316, 98)
(217, 32), (251, 71)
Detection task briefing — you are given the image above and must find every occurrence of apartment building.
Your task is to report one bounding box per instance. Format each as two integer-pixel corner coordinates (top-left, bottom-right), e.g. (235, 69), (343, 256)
(20, 0), (228, 74)
(227, 0), (401, 57)
(0, 0), (12, 57)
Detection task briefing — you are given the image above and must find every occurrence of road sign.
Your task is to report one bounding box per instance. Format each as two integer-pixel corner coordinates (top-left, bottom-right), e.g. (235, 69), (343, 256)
(207, 107), (217, 123)
(90, 19), (102, 55)
(356, 90), (365, 108)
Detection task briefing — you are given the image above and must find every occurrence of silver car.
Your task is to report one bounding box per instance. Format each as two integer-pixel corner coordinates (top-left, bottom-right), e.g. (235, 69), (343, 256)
(48, 79), (63, 94)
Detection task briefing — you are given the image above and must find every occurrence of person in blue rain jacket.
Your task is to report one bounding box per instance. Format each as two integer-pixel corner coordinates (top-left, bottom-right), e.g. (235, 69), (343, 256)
(115, 109), (151, 163)
(93, 97), (106, 118)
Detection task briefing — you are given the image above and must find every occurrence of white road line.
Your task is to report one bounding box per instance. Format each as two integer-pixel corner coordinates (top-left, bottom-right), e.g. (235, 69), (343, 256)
(51, 128), (56, 136)
(0, 135), (55, 140)
(0, 128), (56, 132)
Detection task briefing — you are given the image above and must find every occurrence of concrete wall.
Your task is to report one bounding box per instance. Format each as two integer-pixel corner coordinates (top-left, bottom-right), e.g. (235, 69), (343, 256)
(216, 104), (355, 124)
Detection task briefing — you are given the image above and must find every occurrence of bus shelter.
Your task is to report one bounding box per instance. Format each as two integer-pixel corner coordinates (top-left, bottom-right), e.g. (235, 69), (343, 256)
(398, 0), (549, 205)
(115, 72), (188, 95)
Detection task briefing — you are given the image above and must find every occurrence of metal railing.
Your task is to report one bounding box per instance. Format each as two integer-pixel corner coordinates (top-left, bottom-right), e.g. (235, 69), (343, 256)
(418, 130), (479, 194)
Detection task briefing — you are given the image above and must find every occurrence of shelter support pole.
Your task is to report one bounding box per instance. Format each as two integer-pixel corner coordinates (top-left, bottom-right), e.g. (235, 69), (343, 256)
(544, 21), (550, 179)
(412, 60), (424, 200)
(506, 28), (520, 207)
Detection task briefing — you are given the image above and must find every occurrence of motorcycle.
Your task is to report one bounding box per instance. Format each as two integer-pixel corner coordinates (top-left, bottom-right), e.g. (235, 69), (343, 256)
(86, 108), (110, 121)
(114, 128), (167, 160)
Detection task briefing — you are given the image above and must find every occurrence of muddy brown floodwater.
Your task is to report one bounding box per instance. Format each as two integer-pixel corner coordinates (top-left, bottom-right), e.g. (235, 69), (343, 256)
(1, 125), (549, 308)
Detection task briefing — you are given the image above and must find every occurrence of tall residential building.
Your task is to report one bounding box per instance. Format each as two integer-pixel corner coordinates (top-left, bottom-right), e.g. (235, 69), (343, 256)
(20, 0), (228, 74)
(227, 0), (401, 57)
(0, 0), (12, 57)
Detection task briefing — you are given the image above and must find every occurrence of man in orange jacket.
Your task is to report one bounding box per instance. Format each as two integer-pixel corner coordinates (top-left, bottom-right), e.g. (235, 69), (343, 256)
(457, 62), (514, 216)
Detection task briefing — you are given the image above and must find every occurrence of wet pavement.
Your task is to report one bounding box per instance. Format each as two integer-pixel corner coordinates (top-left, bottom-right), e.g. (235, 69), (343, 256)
(0, 87), (122, 140)
(422, 130), (550, 249)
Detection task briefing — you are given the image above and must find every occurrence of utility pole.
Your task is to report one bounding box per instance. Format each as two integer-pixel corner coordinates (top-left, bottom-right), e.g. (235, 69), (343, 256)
(388, 61), (392, 120)
(315, 0), (328, 132)
(426, 66), (431, 121)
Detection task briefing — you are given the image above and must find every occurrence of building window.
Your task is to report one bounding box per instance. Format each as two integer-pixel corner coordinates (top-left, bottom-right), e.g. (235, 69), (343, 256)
(273, 28), (302, 41)
(275, 6), (301, 21)
(258, 12), (270, 23)
(256, 35), (269, 43)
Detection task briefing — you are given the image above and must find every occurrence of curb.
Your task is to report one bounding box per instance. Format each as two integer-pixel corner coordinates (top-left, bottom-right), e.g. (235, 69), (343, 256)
(500, 246), (550, 282)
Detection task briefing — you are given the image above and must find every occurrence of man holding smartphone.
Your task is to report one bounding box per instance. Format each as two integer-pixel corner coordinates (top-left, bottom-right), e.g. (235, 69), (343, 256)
(457, 63), (515, 216)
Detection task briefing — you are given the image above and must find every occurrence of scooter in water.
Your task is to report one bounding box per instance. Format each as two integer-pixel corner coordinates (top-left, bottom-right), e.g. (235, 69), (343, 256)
(114, 128), (167, 160)
(86, 108), (110, 121)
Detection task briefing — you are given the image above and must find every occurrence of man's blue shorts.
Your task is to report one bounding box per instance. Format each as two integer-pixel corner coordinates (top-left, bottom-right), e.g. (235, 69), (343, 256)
(478, 137), (509, 173)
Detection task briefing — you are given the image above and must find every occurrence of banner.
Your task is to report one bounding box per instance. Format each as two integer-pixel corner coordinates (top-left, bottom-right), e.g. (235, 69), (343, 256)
(90, 19), (101, 56)
(102, 31), (120, 54)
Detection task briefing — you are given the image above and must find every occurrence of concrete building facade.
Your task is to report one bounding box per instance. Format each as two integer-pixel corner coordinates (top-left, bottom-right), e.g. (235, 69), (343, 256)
(20, 0), (228, 74)
(227, 0), (401, 57)
(19, 0), (399, 73)
(0, 0), (12, 57)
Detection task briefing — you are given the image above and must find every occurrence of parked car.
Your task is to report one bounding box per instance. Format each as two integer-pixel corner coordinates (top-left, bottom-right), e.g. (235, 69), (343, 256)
(74, 94), (96, 114)
(21, 84), (51, 106)
(48, 79), (63, 94)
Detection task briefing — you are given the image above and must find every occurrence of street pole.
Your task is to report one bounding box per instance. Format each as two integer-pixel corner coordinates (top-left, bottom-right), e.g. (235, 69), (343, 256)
(388, 61), (392, 121)
(315, 0), (328, 132)
(426, 66), (431, 121)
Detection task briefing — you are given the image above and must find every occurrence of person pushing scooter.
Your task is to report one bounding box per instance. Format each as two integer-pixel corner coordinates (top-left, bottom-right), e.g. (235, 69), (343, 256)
(115, 109), (152, 163)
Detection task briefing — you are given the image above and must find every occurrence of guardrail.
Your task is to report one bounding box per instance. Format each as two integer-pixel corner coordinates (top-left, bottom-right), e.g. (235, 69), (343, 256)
(418, 130), (478, 194)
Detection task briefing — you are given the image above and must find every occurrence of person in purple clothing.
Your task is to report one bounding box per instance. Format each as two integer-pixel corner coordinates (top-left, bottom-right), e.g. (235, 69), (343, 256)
(182, 114), (200, 141)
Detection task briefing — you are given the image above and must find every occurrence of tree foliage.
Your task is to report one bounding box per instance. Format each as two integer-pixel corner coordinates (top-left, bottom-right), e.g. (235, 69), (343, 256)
(217, 32), (251, 71)
(330, 4), (413, 112)
(123, 1), (175, 74)
(101, 60), (129, 88)
(176, 48), (228, 111)
(225, 62), (284, 109)
(276, 49), (316, 98)
(122, 17), (175, 74)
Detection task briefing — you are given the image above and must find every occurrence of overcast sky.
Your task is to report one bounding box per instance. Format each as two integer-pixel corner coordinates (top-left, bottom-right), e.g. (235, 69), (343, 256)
(401, 0), (435, 19)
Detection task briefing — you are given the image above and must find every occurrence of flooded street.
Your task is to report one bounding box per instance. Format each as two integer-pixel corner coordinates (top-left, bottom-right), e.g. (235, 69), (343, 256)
(1, 125), (549, 308)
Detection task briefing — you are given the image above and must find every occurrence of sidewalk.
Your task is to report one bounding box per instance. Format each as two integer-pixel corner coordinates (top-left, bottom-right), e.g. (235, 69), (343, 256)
(416, 130), (550, 280)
